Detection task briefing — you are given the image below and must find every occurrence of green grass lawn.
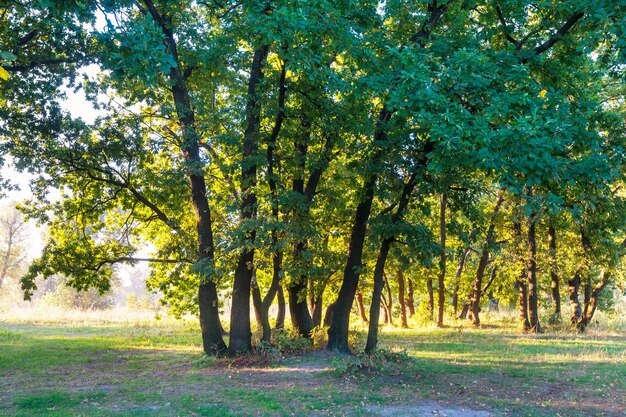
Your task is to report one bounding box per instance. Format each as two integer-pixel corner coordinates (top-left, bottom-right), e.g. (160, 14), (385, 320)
(0, 310), (624, 417)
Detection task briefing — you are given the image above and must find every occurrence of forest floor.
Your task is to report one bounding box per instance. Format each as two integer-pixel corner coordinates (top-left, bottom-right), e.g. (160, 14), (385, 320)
(0, 309), (624, 417)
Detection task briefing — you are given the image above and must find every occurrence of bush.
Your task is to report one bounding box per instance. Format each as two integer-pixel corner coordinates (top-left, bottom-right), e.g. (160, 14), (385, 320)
(332, 348), (413, 378)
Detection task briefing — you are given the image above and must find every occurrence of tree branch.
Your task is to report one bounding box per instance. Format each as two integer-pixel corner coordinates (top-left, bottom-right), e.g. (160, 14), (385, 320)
(534, 12), (585, 55)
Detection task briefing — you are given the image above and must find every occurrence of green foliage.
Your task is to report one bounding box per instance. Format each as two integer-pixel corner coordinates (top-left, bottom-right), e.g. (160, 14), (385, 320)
(1, 0), (626, 350)
(332, 348), (414, 378)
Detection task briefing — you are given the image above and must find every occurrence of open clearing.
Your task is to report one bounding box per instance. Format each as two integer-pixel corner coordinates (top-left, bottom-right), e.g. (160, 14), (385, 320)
(0, 312), (624, 417)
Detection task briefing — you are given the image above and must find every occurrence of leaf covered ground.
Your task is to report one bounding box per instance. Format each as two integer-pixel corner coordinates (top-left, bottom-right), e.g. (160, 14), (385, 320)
(0, 311), (624, 417)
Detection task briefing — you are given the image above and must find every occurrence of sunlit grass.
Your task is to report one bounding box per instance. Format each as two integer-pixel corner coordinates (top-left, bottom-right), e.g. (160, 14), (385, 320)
(1, 307), (624, 416)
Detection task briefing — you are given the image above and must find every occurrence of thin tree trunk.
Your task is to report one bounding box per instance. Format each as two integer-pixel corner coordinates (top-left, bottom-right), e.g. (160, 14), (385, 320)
(276, 284), (286, 329)
(526, 188), (542, 333)
(470, 194), (504, 327)
(251, 276), (264, 334)
(397, 270), (408, 328)
(513, 204), (531, 331)
(427, 278), (434, 321)
(384, 272), (394, 326)
(381, 292), (389, 324)
(452, 248), (470, 315)
(548, 223), (561, 318)
(355, 291), (368, 323)
(311, 291), (324, 327)
(437, 192), (447, 327)
(229, 45), (269, 355)
(406, 277), (415, 317)
(578, 272), (608, 331)
(0, 210), (24, 288)
(458, 302), (470, 320)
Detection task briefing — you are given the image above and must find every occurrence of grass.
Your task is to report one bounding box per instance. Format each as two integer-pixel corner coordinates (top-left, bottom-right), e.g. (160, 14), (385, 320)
(0, 307), (624, 417)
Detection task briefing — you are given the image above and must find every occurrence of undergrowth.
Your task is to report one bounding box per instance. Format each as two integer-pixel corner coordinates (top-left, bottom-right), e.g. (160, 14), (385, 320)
(332, 349), (414, 378)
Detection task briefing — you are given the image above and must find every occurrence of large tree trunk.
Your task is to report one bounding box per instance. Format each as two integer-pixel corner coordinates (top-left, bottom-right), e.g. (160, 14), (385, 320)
(406, 277), (415, 317)
(144, 2), (226, 355)
(355, 291), (368, 324)
(526, 189), (542, 333)
(229, 45), (269, 355)
(327, 107), (385, 352)
(548, 223), (561, 318)
(397, 270), (408, 328)
(470, 194), (504, 327)
(437, 192), (447, 327)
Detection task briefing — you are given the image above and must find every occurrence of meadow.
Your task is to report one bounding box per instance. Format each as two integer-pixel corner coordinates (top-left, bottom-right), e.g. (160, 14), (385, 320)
(0, 307), (624, 417)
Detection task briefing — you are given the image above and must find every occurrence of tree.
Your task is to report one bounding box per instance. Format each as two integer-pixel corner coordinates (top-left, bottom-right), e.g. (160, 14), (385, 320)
(0, 204), (27, 289)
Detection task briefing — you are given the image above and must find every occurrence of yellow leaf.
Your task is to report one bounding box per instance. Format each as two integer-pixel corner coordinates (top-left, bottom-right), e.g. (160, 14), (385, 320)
(538, 89), (547, 98)
(0, 66), (9, 81)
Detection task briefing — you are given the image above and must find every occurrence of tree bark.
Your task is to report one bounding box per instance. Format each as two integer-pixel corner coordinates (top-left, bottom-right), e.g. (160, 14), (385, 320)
(426, 278), (434, 321)
(323, 301), (335, 327)
(365, 239), (392, 353)
(437, 192), (447, 327)
(397, 270), (408, 328)
(513, 219), (531, 331)
(276, 284), (286, 329)
(384, 272), (394, 326)
(578, 272), (608, 331)
(526, 188), (542, 333)
(548, 222), (561, 318)
(567, 270), (583, 324)
(251, 275), (264, 335)
(355, 291), (368, 324)
(311, 290), (324, 327)
(406, 277), (415, 317)
(380, 292), (390, 324)
(229, 45), (269, 355)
